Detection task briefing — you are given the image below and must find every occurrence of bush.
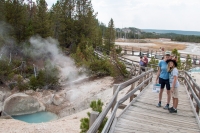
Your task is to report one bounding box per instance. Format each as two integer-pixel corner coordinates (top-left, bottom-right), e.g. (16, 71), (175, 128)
(29, 64), (60, 90)
(80, 99), (107, 133)
(148, 56), (159, 70)
(72, 45), (128, 78)
(0, 59), (13, 82)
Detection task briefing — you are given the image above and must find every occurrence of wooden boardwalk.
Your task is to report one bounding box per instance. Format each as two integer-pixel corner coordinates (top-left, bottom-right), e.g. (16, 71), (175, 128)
(110, 76), (200, 133)
(88, 48), (200, 133)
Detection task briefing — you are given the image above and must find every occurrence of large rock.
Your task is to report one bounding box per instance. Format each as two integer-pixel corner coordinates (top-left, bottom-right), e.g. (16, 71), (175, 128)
(0, 91), (4, 102)
(3, 93), (45, 116)
(42, 94), (54, 105)
(53, 93), (65, 106)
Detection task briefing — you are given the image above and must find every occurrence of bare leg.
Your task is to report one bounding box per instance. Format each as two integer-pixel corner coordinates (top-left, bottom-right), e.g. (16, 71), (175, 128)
(167, 90), (171, 104)
(159, 88), (164, 102)
(173, 97), (175, 108)
(174, 98), (178, 109)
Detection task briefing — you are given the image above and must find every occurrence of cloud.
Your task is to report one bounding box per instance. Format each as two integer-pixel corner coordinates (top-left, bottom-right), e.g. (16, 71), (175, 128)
(90, 0), (200, 31)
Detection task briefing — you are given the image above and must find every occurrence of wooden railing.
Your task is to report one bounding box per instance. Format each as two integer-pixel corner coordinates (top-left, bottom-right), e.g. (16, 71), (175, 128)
(87, 69), (154, 133)
(179, 71), (200, 115)
(95, 47), (157, 76)
(117, 45), (200, 60)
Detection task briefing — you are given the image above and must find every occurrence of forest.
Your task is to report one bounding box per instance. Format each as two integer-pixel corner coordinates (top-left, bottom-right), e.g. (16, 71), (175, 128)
(0, 0), (128, 91)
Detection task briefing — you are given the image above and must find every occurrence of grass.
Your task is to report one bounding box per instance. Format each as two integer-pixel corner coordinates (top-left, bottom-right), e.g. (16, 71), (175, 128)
(115, 38), (186, 51)
(151, 42), (186, 51)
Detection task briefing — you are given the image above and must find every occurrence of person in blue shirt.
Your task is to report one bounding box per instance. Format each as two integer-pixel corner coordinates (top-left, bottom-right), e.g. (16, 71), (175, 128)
(155, 51), (171, 109)
(139, 56), (145, 72)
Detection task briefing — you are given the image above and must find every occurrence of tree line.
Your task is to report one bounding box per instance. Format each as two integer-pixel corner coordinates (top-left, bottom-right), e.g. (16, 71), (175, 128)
(116, 27), (200, 43)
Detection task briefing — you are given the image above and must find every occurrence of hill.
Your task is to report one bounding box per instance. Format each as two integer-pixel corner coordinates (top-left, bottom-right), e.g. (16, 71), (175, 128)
(142, 29), (200, 36)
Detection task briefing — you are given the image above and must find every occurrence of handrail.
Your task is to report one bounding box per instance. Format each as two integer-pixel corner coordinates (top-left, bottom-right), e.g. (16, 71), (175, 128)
(117, 45), (200, 59)
(179, 70), (200, 115)
(102, 75), (153, 133)
(185, 71), (200, 91)
(183, 77), (200, 107)
(87, 69), (153, 133)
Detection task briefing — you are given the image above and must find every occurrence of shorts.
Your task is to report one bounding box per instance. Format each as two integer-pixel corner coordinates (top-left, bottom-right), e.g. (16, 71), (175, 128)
(159, 77), (170, 90)
(171, 88), (178, 98)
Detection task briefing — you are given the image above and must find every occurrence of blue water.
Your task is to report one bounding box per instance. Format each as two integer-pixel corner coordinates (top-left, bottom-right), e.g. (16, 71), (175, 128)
(12, 112), (58, 123)
(189, 67), (200, 72)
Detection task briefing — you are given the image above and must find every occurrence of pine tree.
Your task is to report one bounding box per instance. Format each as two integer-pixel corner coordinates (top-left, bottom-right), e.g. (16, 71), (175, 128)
(5, 0), (28, 42)
(33, 0), (51, 38)
(171, 49), (181, 69)
(0, 0), (5, 21)
(104, 18), (115, 52)
(185, 54), (192, 71)
(148, 56), (159, 70)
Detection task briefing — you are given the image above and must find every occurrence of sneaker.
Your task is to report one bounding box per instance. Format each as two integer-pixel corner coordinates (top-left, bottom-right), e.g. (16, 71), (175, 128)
(168, 106), (173, 111)
(169, 108), (177, 113)
(156, 103), (161, 107)
(163, 105), (169, 110)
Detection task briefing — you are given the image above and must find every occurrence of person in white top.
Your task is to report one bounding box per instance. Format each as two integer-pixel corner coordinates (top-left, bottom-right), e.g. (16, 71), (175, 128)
(166, 59), (179, 113)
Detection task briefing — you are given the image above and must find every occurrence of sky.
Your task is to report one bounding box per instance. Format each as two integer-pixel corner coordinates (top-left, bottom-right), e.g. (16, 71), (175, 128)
(45, 0), (200, 31)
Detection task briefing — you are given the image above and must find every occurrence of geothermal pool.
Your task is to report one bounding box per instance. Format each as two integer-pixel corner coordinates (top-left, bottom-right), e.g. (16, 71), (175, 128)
(189, 67), (200, 73)
(12, 112), (58, 123)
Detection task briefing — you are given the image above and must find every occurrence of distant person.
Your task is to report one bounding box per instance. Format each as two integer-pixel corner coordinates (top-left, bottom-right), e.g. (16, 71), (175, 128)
(159, 47), (162, 51)
(173, 56), (178, 62)
(155, 51), (171, 109)
(139, 56), (145, 71)
(166, 59), (179, 113)
(162, 47), (164, 51)
(143, 55), (148, 67)
(159, 56), (164, 63)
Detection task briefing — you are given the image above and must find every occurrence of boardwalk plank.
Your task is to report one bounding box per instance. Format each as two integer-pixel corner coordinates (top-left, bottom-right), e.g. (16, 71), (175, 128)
(120, 114), (199, 130)
(126, 107), (197, 123)
(131, 102), (195, 117)
(135, 99), (193, 111)
(115, 118), (199, 133)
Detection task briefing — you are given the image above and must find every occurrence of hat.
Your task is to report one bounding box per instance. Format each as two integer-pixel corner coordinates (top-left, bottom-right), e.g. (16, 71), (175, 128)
(166, 59), (178, 67)
(165, 51), (171, 56)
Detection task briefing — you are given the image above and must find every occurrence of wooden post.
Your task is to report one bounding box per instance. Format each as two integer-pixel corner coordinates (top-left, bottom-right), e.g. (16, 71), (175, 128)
(130, 83), (136, 102)
(139, 76), (144, 92)
(89, 111), (99, 128)
(196, 91), (200, 115)
(132, 47), (134, 56)
(111, 84), (118, 111)
(190, 94), (193, 101)
(125, 46), (127, 55)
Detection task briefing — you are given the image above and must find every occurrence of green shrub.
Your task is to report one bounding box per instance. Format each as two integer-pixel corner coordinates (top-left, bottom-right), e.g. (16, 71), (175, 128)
(80, 99), (107, 133)
(148, 56), (159, 70)
(29, 65), (60, 90)
(115, 46), (122, 54)
(72, 45), (128, 78)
